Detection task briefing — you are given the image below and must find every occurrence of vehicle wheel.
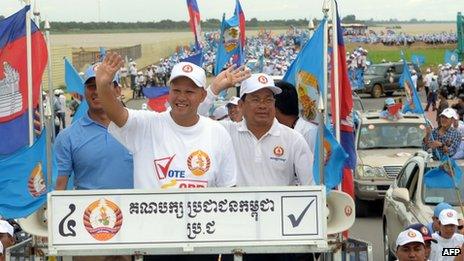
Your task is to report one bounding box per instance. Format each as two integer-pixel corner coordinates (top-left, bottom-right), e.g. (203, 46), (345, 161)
(385, 91), (394, 96)
(383, 221), (396, 261)
(355, 197), (369, 217)
(371, 84), (383, 98)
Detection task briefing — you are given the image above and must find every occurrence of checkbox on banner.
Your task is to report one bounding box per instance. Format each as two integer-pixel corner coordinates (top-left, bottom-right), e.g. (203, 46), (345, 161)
(281, 196), (319, 236)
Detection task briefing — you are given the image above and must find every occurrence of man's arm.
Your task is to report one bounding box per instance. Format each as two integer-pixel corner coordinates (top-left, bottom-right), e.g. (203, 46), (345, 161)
(96, 52), (128, 127)
(55, 176), (69, 190)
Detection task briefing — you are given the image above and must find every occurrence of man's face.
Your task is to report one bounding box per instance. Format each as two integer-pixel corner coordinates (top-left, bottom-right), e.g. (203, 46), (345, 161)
(396, 242), (426, 261)
(227, 104), (242, 122)
(440, 223), (457, 239)
(439, 116), (453, 128)
(168, 77), (206, 120)
(239, 88), (275, 127)
(85, 78), (120, 111)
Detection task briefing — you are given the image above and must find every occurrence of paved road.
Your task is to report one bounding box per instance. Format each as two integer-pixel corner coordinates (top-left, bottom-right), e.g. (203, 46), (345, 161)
(126, 90), (428, 260)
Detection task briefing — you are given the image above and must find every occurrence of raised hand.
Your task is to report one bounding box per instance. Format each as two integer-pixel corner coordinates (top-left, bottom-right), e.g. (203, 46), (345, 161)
(96, 52), (124, 88)
(210, 65), (251, 95)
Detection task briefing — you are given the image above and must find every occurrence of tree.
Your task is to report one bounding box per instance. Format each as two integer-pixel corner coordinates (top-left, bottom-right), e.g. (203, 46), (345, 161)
(248, 18), (258, 27)
(342, 15), (356, 23)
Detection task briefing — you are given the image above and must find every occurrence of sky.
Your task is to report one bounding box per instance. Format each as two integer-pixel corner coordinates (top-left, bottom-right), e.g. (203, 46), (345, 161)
(0, 0), (460, 23)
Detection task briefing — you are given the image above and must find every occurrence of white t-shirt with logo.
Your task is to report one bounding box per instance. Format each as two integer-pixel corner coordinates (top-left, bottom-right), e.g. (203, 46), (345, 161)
(430, 232), (464, 261)
(108, 109), (237, 189)
(294, 118), (318, 153)
(219, 119), (314, 186)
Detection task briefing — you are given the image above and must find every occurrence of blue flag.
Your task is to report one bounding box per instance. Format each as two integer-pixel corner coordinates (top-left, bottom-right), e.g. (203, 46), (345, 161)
(283, 18), (326, 121)
(64, 58), (84, 95)
(214, 0), (245, 75)
(445, 50), (459, 66)
(0, 129), (57, 218)
(411, 54), (425, 66)
(424, 157), (462, 189)
(180, 50), (203, 67)
(400, 58), (424, 114)
(313, 124), (349, 192)
(72, 100), (88, 123)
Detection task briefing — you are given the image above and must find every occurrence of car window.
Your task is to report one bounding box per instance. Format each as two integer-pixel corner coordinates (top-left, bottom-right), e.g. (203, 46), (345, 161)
(394, 64), (403, 74)
(357, 123), (425, 149)
(397, 162), (418, 188)
(422, 164), (464, 205)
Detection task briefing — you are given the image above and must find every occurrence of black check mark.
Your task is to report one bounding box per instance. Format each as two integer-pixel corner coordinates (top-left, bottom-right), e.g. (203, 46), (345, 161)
(287, 199), (315, 228)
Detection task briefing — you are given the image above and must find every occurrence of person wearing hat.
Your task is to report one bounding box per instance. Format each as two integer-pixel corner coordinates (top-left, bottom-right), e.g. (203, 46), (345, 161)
(226, 96), (242, 122)
(423, 107), (461, 160)
(407, 223), (438, 260)
(395, 228), (427, 261)
(427, 202), (453, 234)
(54, 62), (134, 191)
(96, 53), (248, 190)
(0, 220), (15, 259)
(204, 72), (314, 187)
(274, 80), (317, 154)
(380, 97), (403, 121)
(430, 209), (464, 261)
(211, 105), (229, 121)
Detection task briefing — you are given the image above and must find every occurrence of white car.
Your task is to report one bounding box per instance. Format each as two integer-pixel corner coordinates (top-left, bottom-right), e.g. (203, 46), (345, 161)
(382, 151), (464, 260)
(354, 111), (426, 216)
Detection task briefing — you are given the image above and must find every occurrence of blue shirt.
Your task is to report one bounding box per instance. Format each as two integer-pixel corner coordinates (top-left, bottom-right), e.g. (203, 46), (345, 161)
(54, 113), (134, 189)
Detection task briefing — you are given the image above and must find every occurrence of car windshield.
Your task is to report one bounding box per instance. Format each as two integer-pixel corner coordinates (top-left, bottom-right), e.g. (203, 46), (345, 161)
(422, 164), (464, 206)
(365, 65), (386, 75)
(358, 123), (425, 149)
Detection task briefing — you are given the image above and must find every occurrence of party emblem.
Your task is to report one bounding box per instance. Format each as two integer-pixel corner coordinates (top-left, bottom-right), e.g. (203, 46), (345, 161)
(344, 206), (353, 217)
(258, 75), (268, 84)
(187, 150), (211, 176)
(28, 163), (47, 197)
(408, 231), (416, 238)
(182, 64), (193, 73)
(273, 146), (284, 157)
(83, 199), (123, 241)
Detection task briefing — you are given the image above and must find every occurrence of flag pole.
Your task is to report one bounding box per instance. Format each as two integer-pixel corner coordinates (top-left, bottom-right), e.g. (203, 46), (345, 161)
(323, 0), (329, 123)
(25, 0), (34, 146)
(44, 19), (54, 188)
(33, 1), (45, 133)
(331, 0), (340, 143)
(321, 1), (330, 186)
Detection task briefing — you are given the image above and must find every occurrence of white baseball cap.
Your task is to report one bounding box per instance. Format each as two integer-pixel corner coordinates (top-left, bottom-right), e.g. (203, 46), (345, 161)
(227, 96), (240, 106)
(439, 209), (459, 226)
(0, 220), (14, 237)
(168, 62), (206, 88)
(440, 108), (459, 120)
(240, 73), (282, 98)
(212, 105), (228, 120)
(396, 228), (424, 249)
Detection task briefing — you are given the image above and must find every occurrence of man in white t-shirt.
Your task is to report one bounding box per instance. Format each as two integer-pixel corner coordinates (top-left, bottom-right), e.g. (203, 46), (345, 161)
(430, 209), (464, 261)
(395, 228), (427, 261)
(95, 53), (247, 190)
(203, 72), (315, 186)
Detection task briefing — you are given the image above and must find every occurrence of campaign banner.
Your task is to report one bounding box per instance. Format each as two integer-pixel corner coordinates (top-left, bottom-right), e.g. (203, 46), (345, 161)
(48, 186), (327, 255)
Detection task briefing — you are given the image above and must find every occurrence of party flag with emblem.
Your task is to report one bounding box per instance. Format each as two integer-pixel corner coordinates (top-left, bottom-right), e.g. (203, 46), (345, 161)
(0, 129), (57, 219)
(424, 156), (462, 189)
(331, 1), (356, 198)
(445, 50), (459, 66)
(143, 86), (170, 112)
(186, 0), (203, 50)
(313, 124), (349, 191)
(400, 57), (424, 114)
(283, 18), (326, 122)
(411, 54), (425, 66)
(0, 6), (48, 155)
(214, 0), (245, 75)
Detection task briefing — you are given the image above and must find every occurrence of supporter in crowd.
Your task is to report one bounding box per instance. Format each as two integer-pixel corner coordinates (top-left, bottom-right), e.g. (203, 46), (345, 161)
(406, 223), (438, 260)
(423, 108), (461, 160)
(427, 202), (453, 233)
(430, 209), (464, 261)
(226, 96), (242, 122)
(54, 63), (134, 190)
(395, 228), (426, 261)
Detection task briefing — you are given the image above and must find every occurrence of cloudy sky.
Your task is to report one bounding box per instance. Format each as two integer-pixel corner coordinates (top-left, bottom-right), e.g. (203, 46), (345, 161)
(0, 0), (459, 22)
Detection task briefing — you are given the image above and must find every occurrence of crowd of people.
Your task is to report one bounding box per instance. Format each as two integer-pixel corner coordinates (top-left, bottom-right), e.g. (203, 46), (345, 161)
(344, 31), (457, 45)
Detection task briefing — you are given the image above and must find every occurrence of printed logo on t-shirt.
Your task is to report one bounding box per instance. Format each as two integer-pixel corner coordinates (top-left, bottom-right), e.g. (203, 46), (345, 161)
(273, 146), (284, 157)
(154, 155), (176, 180)
(187, 150), (211, 176)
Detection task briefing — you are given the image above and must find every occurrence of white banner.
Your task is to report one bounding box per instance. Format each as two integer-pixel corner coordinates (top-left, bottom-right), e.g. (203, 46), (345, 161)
(48, 186), (327, 255)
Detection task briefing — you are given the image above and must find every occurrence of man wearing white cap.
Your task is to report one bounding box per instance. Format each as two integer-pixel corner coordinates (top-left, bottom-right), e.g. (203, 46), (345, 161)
(423, 108), (461, 159)
(205, 72), (314, 186)
(226, 96), (242, 122)
(395, 228), (426, 261)
(96, 53), (248, 190)
(0, 220), (15, 259)
(430, 209), (464, 260)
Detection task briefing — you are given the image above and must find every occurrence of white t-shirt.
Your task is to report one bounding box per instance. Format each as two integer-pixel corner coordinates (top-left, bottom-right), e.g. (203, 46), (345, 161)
(294, 118), (318, 154)
(430, 232), (464, 261)
(219, 119), (314, 186)
(108, 110), (237, 189)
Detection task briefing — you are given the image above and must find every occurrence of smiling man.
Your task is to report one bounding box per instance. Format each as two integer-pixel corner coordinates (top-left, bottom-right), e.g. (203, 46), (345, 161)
(54, 62), (134, 190)
(96, 53), (247, 190)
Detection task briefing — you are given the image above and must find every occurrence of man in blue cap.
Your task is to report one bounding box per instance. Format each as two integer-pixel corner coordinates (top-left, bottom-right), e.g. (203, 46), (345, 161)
(54, 62), (134, 190)
(427, 202), (453, 234)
